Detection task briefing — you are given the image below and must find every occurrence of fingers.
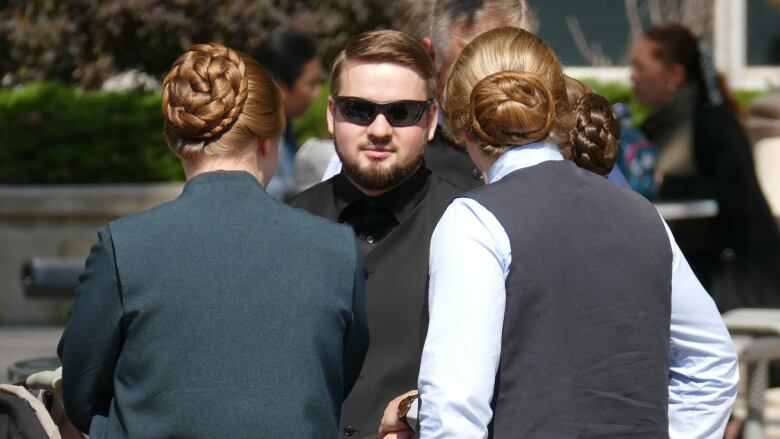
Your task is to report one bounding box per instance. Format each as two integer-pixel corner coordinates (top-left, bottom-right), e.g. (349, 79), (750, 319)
(378, 390), (419, 437)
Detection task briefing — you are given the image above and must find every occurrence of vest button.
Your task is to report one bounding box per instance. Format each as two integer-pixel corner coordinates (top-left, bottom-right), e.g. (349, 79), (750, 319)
(472, 168), (483, 180)
(366, 235), (375, 244)
(343, 425), (355, 436)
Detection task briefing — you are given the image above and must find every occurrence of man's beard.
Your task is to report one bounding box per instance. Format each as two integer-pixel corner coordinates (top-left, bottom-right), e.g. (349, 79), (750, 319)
(335, 139), (426, 192)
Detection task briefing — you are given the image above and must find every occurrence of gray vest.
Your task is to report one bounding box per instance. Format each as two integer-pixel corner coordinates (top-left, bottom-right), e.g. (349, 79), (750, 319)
(466, 160), (672, 438)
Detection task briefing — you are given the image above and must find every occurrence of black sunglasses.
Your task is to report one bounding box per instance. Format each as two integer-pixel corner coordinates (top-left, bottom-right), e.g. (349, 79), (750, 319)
(333, 96), (434, 127)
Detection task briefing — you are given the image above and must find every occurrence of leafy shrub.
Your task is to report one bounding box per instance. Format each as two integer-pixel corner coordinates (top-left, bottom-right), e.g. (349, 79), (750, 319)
(0, 81), (330, 183)
(0, 82), (181, 183)
(1, 0), (429, 89)
(293, 83), (331, 144)
(584, 78), (767, 125)
(0, 81), (770, 183)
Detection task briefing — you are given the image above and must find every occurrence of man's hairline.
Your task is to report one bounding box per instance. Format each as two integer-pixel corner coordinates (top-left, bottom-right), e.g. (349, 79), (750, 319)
(331, 58), (435, 100)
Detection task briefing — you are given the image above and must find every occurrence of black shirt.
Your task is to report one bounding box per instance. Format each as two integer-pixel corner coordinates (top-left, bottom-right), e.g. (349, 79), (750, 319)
(334, 165), (430, 253)
(289, 164), (461, 438)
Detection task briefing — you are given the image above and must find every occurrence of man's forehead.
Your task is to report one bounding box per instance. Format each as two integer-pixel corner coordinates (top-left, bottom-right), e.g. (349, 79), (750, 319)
(337, 60), (428, 100)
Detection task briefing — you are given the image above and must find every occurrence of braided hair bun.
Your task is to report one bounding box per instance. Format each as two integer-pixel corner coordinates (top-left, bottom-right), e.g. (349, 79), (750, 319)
(162, 43), (249, 142)
(569, 93), (620, 175)
(468, 71), (555, 148)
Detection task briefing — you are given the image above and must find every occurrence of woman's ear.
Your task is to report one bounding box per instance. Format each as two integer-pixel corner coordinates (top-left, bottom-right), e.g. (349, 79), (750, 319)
(256, 138), (267, 157)
(463, 129), (479, 147)
(256, 137), (274, 158)
(255, 137), (279, 187)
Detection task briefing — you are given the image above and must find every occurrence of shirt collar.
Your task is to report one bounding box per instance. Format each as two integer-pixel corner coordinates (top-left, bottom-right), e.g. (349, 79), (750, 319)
(183, 170), (262, 192)
(487, 142), (564, 184)
(334, 163), (431, 224)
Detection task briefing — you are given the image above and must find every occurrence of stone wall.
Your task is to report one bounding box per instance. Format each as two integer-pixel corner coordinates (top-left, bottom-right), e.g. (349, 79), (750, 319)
(0, 184), (182, 324)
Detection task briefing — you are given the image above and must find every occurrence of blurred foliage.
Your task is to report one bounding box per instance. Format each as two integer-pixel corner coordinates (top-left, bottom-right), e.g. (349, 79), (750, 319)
(583, 78), (651, 124)
(1, 0), (430, 89)
(0, 82), (182, 183)
(292, 83), (331, 144)
(0, 81), (772, 183)
(0, 81), (328, 183)
(583, 78), (767, 125)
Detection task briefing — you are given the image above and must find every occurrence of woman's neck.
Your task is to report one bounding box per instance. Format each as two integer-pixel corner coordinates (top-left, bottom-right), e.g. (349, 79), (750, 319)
(182, 155), (264, 185)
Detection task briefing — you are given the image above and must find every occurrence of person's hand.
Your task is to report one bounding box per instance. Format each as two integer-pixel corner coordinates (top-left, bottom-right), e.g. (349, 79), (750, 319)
(378, 389), (418, 438)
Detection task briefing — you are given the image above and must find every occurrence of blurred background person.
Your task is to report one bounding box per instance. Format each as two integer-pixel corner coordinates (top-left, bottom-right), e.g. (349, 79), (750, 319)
(58, 43), (367, 438)
(251, 30), (323, 200)
(631, 23), (780, 311)
(612, 102), (658, 200)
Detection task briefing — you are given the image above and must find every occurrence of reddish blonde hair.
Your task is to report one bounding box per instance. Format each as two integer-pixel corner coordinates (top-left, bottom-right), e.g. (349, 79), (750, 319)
(162, 43), (285, 158)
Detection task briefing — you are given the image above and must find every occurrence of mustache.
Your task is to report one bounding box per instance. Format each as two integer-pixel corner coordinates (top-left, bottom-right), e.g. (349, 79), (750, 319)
(358, 142), (397, 152)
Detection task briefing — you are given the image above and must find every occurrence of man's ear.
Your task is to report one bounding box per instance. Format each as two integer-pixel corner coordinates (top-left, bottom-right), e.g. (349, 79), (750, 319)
(326, 96), (336, 135)
(427, 101), (439, 141)
(277, 81), (290, 99)
(421, 37), (436, 64)
(668, 63), (687, 88)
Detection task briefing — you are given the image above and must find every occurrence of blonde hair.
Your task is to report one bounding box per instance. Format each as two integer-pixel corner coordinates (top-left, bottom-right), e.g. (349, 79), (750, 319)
(443, 27), (619, 173)
(162, 43), (285, 158)
(443, 27), (569, 156)
(330, 30), (436, 99)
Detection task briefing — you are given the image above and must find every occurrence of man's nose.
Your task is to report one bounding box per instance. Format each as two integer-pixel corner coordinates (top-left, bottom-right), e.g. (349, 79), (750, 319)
(367, 113), (393, 143)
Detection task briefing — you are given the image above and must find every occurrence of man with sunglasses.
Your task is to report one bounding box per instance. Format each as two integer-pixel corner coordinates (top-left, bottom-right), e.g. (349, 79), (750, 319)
(290, 30), (461, 438)
(321, 0), (536, 192)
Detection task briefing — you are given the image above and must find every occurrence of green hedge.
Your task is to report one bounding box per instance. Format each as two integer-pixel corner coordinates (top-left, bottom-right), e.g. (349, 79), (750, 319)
(0, 81), (768, 183)
(0, 82), (182, 183)
(0, 82), (334, 183)
(293, 83), (331, 144)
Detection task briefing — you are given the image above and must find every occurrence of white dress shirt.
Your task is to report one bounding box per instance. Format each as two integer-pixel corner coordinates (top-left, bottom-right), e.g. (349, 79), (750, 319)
(322, 151), (343, 181)
(418, 143), (739, 438)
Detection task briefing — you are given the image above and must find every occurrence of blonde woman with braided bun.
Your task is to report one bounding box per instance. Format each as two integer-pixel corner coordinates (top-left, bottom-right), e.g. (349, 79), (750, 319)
(380, 27), (738, 439)
(58, 43), (368, 439)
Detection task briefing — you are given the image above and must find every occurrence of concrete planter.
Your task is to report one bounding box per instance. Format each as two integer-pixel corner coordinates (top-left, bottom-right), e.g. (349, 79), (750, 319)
(0, 183), (183, 324)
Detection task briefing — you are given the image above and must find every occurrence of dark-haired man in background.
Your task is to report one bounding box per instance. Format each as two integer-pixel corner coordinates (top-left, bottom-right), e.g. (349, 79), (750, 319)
(251, 30), (322, 200)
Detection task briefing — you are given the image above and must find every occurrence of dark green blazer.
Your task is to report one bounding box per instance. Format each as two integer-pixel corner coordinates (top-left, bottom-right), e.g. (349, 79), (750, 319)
(58, 171), (368, 439)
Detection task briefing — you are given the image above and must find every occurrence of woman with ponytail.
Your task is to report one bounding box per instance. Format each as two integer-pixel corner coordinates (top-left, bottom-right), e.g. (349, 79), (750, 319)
(631, 23), (780, 311)
(58, 43), (367, 438)
(380, 27), (737, 439)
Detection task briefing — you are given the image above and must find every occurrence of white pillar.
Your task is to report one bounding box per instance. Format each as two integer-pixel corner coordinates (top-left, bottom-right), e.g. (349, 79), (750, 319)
(713, 0), (746, 89)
